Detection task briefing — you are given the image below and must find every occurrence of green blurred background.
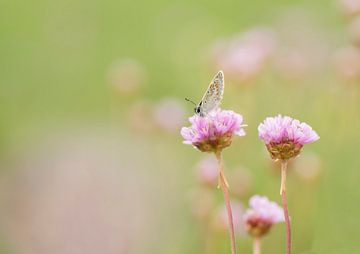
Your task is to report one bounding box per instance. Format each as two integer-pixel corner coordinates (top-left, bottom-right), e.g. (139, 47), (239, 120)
(1, 0), (360, 253)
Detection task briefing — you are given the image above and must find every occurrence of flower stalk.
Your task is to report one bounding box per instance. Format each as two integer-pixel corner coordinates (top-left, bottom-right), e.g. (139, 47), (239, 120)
(253, 237), (261, 254)
(258, 115), (319, 254)
(280, 160), (287, 195)
(181, 102), (246, 254)
(216, 151), (237, 254)
(280, 160), (291, 254)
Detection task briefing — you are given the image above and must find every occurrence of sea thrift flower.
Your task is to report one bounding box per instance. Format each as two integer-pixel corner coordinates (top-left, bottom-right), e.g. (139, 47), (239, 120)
(243, 195), (284, 238)
(258, 115), (319, 254)
(181, 109), (245, 153)
(153, 98), (186, 134)
(211, 27), (277, 83)
(181, 106), (246, 254)
(258, 115), (319, 161)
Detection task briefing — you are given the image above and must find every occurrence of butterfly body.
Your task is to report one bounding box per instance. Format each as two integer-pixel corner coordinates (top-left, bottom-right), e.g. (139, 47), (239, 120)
(194, 71), (224, 117)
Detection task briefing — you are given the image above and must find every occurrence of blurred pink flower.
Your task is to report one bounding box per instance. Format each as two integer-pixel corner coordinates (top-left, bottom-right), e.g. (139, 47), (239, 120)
(333, 46), (360, 82)
(241, 28), (278, 57)
(196, 156), (219, 187)
(211, 27), (277, 83)
(181, 109), (246, 152)
(128, 101), (156, 133)
(337, 0), (360, 17)
(273, 49), (310, 80)
(243, 195), (284, 237)
(258, 115), (319, 160)
(107, 59), (147, 95)
(349, 16), (360, 46)
(153, 98), (186, 134)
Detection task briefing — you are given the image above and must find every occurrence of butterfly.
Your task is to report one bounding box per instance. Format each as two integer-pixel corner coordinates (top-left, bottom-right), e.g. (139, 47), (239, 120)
(186, 71), (225, 117)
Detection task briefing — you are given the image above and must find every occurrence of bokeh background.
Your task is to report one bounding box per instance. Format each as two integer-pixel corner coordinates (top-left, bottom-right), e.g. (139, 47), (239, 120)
(1, 0), (360, 253)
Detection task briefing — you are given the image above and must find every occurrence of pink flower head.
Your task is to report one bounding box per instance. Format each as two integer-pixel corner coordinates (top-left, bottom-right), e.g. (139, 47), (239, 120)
(337, 0), (360, 17)
(211, 27), (277, 83)
(333, 46), (360, 82)
(258, 115), (319, 160)
(181, 109), (246, 152)
(153, 98), (186, 134)
(243, 195), (284, 237)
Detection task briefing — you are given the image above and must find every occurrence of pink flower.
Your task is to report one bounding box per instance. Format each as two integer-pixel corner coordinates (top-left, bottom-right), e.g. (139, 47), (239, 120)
(181, 109), (246, 152)
(211, 27), (277, 83)
(337, 0), (360, 17)
(153, 98), (186, 134)
(196, 156), (219, 187)
(258, 115), (319, 160)
(333, 46), (360, 83)
(349, 16), (360, 47)
(243, 195), (284, 237)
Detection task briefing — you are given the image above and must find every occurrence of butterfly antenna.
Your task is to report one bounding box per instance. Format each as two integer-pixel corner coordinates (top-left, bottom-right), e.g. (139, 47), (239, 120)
(185, 98), (197, 106)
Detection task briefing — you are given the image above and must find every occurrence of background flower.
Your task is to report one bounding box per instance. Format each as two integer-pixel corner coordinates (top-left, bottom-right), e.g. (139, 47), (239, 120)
(243, 195), (284, 237)
(153, 98), (186, 134)
(210, 27), (277, 84)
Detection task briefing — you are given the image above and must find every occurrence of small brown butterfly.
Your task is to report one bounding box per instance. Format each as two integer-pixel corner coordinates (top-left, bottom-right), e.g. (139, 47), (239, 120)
(186, 71), (225, 117)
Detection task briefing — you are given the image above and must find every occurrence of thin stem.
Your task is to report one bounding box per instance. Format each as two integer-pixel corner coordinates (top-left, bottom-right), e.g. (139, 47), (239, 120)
(215, 151), (237, 254)
(253, 237), (261, 254)
(280, 161), (287, 195)
(281, 161), (291, 254)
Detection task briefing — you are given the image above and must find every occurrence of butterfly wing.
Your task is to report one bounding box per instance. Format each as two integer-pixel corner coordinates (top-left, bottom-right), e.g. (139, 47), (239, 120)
(199, 71), (224, 114)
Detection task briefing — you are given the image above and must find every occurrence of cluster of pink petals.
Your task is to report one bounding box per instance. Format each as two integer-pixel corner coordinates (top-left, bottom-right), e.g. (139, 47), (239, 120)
(243, 195), (284, 225)
(258, 115), (319, 145)
(181, 109), (245, 151)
